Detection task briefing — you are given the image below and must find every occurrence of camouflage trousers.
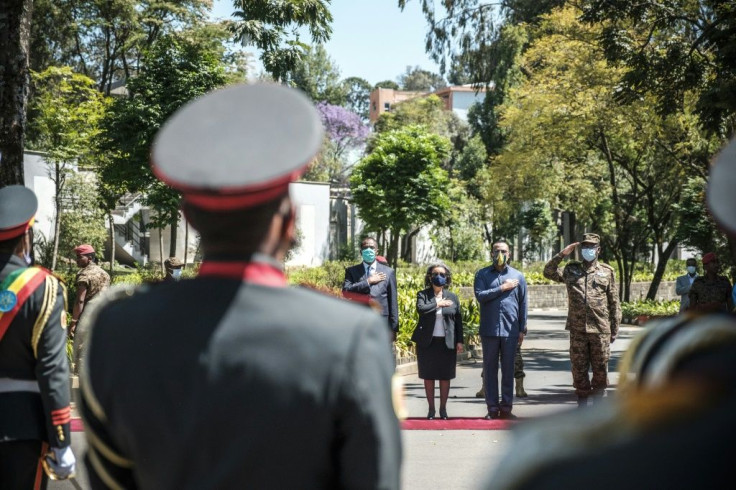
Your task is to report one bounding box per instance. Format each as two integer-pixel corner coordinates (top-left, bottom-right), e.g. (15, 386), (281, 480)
(514, 344), (524, 379)
(569, 331), (610, 397)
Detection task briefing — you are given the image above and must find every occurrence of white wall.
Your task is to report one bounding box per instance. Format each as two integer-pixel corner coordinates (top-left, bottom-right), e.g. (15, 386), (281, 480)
(288, 181), (331, 266)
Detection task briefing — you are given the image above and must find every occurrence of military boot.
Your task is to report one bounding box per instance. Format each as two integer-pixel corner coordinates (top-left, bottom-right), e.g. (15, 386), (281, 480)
(515, 378), (528, 397)
(476, 383), (485, 398)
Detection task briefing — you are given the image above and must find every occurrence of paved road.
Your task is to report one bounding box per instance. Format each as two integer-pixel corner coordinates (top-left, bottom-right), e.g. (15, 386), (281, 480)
(52, 309), (637, 490)
(399, 309), (637, 490)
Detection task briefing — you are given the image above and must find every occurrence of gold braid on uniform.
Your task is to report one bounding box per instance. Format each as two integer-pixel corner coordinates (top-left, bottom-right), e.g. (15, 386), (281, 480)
(31, 275), (59, 358)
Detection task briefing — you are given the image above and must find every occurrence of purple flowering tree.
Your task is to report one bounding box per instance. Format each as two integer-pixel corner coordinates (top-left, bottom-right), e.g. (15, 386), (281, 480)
(306, 102), (370, 184)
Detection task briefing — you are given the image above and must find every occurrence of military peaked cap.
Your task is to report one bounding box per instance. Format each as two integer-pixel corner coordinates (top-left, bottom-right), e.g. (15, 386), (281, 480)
(151, 83), (324, 211)
(0, 186), (37, 241)
(164, 256), (183, 268)
(708, 138), (736, 234)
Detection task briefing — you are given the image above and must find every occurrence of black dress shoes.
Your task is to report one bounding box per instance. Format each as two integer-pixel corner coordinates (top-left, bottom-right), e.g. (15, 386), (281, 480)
(484, 411), (500, 420)
(500, 411), (517, 420)
(439, 408), (448, 420)
(427, 409), (436, 420)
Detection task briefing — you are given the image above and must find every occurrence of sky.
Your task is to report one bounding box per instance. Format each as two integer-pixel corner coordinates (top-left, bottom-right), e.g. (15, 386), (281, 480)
(210, 0), (443, 86)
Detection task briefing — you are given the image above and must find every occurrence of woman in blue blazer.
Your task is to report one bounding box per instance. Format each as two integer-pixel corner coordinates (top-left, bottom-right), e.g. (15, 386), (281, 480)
(411, 263), (464, 419)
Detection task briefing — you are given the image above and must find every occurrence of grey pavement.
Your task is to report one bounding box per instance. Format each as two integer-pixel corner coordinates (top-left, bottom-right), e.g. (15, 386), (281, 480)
(399, 309), (637, 490)
(53, 309), (638, 490)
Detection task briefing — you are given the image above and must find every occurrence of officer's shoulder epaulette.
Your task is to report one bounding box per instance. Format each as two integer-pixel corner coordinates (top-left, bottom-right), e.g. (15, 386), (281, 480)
(598, 262), (615, 272)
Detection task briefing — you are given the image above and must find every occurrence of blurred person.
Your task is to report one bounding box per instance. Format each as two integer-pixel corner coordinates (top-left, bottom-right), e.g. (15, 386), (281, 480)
(411, 263), (463, 420)
(77, 84), (401, 489)
(543, 233), (620, 407)
(688, 252), (733, 312)
(675, 257), (698, 313)
(343, 237), (399, 340)
(475, 241), (528, 419)
(163, 256), (184, 281)
(0, 186), (75, 488)
(70, 244), (110, 337)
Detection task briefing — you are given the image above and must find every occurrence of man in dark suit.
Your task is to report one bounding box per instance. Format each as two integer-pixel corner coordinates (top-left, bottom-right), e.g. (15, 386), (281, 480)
(0, 186), (76, 488)
(343, 237), (399, 340)
(78, 84), (401, 489)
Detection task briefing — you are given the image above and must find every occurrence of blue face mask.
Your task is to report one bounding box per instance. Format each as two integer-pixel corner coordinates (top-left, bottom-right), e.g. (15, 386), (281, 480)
(431, 274), (447, 287)
(171, 269), (182, 281)
(361, 248), (376, 264)
(23, 252), (32, 266)
(686, 266), (696, 275)
(581, 247), (597, 262)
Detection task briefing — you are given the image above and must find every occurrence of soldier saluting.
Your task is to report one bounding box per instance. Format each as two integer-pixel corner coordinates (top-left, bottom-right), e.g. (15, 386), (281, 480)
(78, 84), (402, 489)
(543, 233), (621, 407)
(0, 185), (76, 488)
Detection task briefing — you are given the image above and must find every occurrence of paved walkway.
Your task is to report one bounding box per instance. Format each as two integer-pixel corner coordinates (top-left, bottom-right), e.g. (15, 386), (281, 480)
(54, 309), (639, 490)
(399, 309), (637, 490)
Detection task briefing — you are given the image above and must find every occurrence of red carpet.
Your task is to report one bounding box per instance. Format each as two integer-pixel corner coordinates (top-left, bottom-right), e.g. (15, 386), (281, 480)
(72, 417), (515, 432)
(401, 417), (516, 430)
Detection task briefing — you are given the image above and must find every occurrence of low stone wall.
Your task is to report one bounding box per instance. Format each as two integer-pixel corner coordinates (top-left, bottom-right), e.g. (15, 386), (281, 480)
(458, 281), (677, 309)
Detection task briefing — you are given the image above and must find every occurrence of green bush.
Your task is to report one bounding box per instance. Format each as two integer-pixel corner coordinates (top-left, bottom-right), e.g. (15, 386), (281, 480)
(621, 300), (680, 324)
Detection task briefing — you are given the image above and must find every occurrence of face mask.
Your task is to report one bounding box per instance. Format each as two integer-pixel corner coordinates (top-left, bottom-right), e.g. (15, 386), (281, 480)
(361, 248), (376, 263)
(23, 252), (33, 266)
(686, 266), (696, 275)
(171, 269), (182, 280)
(431, 274), (447, 287)
(581, 247), (597, 262)
(493, 251), (508, 267)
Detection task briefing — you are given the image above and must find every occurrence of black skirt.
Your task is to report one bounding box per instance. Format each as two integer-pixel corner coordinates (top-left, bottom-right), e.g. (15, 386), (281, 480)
(417, 336), (457, 380)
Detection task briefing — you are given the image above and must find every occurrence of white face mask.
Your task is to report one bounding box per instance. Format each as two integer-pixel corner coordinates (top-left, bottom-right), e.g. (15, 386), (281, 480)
(686, 266), (697, 275)
(581, 247), (597, 262)
(171, 269), (183, 280)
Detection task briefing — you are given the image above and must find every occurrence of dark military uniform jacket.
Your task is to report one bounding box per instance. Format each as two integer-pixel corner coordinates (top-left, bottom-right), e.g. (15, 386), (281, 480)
(0, 254), (72, 448)
(544, 254), (621, 335)
(79, 261), (402, 490)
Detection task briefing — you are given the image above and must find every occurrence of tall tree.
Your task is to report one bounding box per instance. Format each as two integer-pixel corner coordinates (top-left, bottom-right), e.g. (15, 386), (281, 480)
(305, 102), (369, 185)
(28, 66), (108, 270)
(350, 125), (451, 266)
(29, 0), (213, 94)
(95, 32), (228, 258)
(374, 80), (399, 90)
(283, 44), (346, 104)
(230, 0), (333, 81)
(341, 76), (372, 120)
(0, 0), (34, 186)
(398, 65), (446, 91)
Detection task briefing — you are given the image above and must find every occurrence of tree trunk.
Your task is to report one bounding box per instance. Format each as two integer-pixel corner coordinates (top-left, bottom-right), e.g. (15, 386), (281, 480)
(108, 214), (115, 275)
(158, 226), (164, 275)
(0, 0), (34, 187)
(183, 222), (188, 269)
(387, 230), (400, 268)
(50, 163), (62, 271)
(168, 214), (177, 257)
(401, 228), (420, 263)
(646, 239), (678, 300)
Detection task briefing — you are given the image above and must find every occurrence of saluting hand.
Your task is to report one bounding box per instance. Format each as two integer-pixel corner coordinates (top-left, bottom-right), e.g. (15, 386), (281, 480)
(561, 242), (579, 257)
(367, 272), (387, 284)
(501, 279), (519, 292)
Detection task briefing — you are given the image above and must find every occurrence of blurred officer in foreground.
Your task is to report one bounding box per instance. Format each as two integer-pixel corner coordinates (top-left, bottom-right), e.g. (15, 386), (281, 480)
(78, 84), (401, 489)
(488, 138), (736, 489)
(543, 233), (620, 407)
(0, 186), (76, 488)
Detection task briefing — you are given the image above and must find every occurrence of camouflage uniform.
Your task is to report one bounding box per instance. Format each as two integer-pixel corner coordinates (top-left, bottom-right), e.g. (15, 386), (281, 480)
(514, 345), (525, 379)
(75, 263), (110, 311)
(688, 275), (733, 312)
(543, 235), (621, 398)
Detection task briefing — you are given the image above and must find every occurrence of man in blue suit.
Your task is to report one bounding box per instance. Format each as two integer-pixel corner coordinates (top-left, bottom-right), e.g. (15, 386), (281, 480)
(474, 240), (528, 419)
(343, 237), (399, 340)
